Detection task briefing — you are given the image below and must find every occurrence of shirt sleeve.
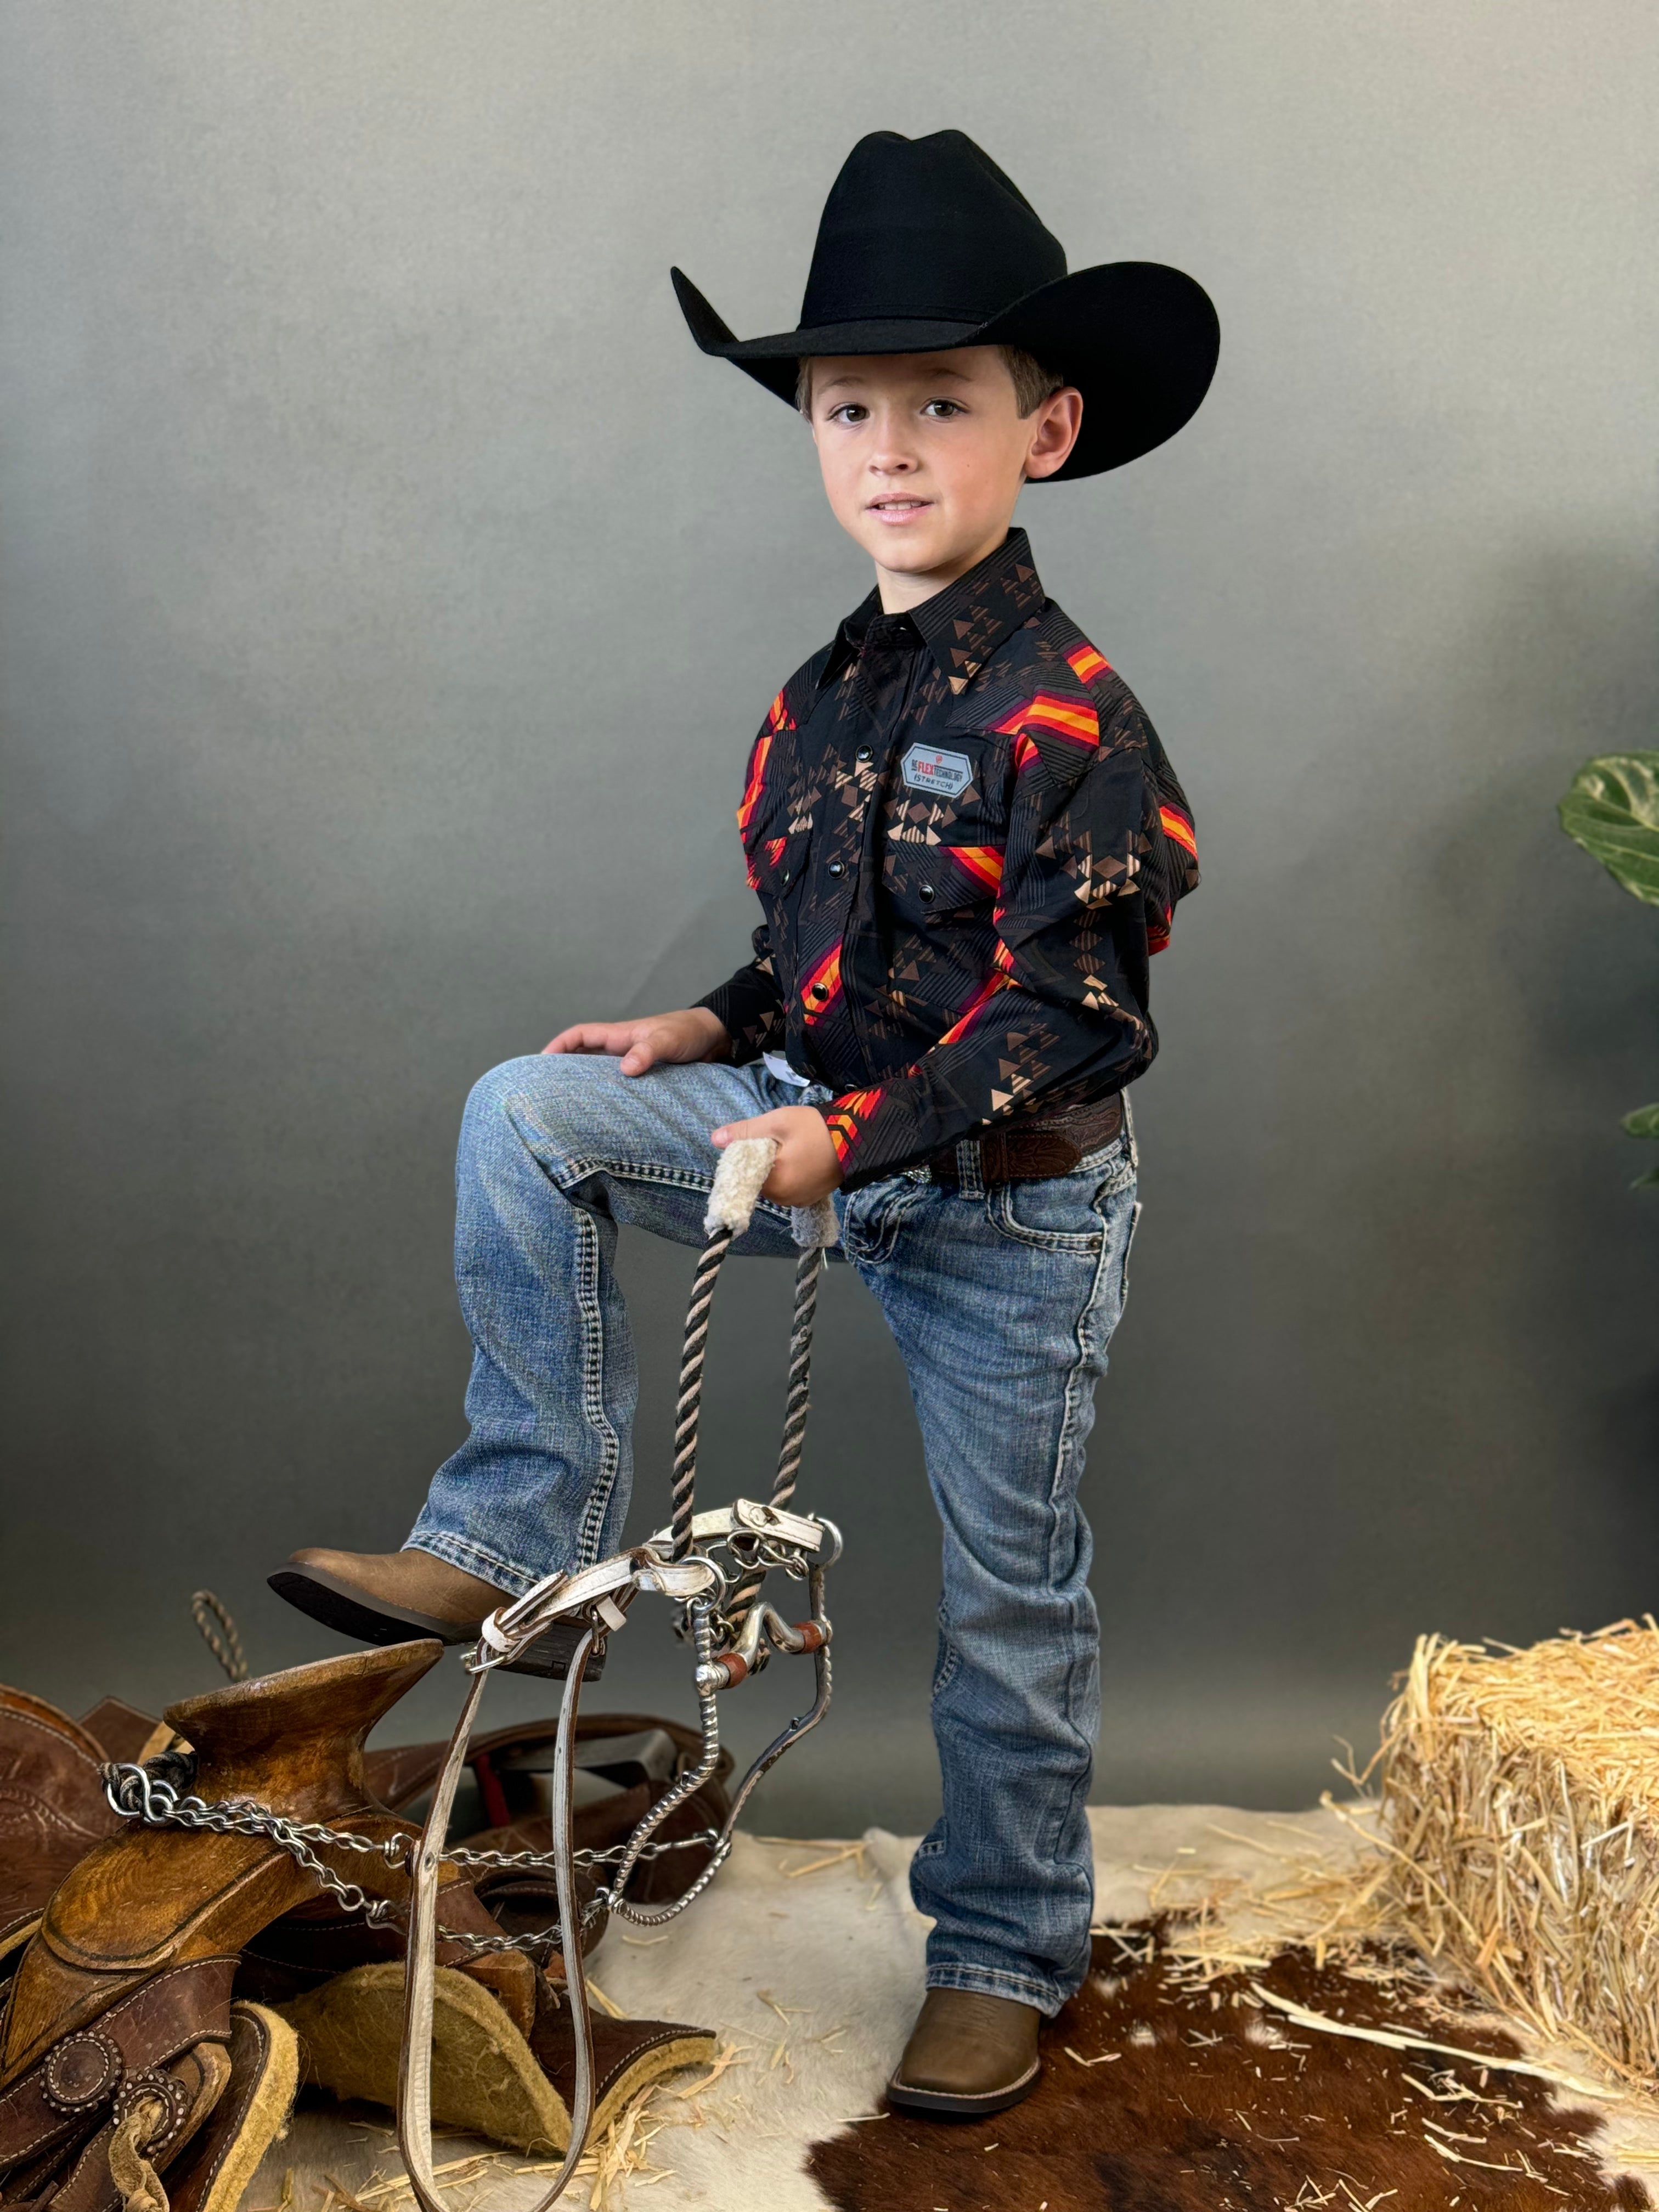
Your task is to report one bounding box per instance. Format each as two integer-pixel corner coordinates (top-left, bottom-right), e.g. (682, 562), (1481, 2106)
(820, 692), (1198, 1190)
(693, 924), (787, 1057)
(691, 691), (797, 1057)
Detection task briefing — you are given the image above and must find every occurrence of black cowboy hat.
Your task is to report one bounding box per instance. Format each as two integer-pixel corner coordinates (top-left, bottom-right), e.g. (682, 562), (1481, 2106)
(672, 129), (1218, 483)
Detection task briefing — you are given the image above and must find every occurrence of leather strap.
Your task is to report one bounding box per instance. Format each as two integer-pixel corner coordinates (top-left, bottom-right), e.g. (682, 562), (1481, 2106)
(398, 1646), (601, 2212)
(46, 2040), (229, 2212)
(926, 1092), (1124, 1188)
(0, 1958), (235, 2172)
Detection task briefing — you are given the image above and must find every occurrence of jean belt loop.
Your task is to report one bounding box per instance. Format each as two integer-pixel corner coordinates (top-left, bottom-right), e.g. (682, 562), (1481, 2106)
(1121, 1090), (1139, 1173)
(955, 1137), (985, 1200)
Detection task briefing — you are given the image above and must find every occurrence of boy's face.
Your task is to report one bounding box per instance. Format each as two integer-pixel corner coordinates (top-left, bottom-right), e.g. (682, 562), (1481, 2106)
(805, 347), (1082, 603)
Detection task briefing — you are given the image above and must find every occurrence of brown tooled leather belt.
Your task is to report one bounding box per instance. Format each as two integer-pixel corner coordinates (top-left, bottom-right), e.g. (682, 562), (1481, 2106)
(925, 1092), (1125, 1187)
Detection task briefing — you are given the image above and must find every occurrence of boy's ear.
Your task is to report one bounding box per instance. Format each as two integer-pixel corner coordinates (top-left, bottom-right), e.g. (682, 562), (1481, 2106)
(1024, 388), (1084, 481)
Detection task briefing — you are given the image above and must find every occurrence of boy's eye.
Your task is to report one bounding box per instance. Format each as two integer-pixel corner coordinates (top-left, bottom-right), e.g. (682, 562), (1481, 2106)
(922, 399), (964, 418)
(827, 403), (868, 424)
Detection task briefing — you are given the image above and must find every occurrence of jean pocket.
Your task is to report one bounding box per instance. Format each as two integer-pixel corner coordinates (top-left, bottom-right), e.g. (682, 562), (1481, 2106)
(1120, 1198), (1143, 1304)
(1077, 1130), (1135, 1199)
(986, 1175), (1109, 1255)
(840, 1173), (934, 1264)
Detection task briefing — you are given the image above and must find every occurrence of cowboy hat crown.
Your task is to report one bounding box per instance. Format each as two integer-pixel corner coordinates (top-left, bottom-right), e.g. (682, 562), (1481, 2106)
(672, 129), (1219, 481)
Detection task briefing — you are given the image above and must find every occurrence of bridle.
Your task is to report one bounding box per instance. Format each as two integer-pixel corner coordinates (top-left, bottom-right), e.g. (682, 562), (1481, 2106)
(104, 1136), (840, 2209)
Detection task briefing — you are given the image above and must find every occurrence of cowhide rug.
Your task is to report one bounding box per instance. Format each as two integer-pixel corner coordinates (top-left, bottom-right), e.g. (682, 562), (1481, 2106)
(251, 1803), (1659, 2211)
(811, 1923), (1648, 2211)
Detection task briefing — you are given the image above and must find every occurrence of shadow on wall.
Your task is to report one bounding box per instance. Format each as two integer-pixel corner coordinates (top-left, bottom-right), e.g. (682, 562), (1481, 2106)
(1059, 535), (1659, 1811)
(1285, 541), (1659, 1639)
(1412, 544), (1659, 1567)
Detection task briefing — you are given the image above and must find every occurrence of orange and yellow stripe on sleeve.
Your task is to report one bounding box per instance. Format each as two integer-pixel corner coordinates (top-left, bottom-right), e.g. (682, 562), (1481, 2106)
(737, 733), (772, 834)
(946, 845), (1005, 894)
(994, 690), (1099, 755)
(799, 943), (843, 1026)
(1065, 640), (1111, 685)
(1159, 804), (1198, 861)
(767, 689), (796, 734)
(822, 1086), (883, 1164)
(935, 970), (1012, 1048)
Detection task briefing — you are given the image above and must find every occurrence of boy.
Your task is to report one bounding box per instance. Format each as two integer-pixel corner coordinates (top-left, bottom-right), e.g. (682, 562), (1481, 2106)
(273, 129), (1216, 2117)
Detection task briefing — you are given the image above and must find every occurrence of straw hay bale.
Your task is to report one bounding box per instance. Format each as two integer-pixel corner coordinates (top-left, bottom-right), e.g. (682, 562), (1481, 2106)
(1376, 1616), (1659, 2087)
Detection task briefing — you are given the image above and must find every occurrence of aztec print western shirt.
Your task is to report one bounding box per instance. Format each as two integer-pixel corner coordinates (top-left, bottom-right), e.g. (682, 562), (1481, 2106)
(695, 527), (1199, 1192)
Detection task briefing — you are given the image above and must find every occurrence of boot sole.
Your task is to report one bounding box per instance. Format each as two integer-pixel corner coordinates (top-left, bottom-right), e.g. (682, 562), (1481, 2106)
(267, 1566), (605, 1680)
(884, 2055), (1041, 2119)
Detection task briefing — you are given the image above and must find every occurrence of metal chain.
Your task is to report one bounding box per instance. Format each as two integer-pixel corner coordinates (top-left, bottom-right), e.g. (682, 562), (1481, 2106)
(444, 1826), (720, 1872)
(450, 1837), (735, 1956)
(101, 1762), (724, 1950)
(458, 1609), (738, 1954)
(102, 1765), (409, 1925)
(601, 1601), (723, 1923)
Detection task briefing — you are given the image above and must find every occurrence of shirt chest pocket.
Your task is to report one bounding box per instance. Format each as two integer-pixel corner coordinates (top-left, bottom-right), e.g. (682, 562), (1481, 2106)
(881, 835), (1006, 929)
(882, 735), (1007, 923)
(747, 825), (812, 907)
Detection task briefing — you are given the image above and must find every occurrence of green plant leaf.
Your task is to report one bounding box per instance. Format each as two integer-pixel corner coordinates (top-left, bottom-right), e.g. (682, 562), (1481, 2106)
(1624, 1104), (1659, 1139)
(1633, 1166), (1659, 1189)
(1559, 752), (1659, 906)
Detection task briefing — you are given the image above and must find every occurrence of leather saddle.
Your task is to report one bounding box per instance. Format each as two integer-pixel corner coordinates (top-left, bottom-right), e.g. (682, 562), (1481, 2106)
(0, 1649), (717, 2212)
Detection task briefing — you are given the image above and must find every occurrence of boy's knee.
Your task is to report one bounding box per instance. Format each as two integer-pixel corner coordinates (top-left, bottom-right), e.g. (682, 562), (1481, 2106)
(461, 1051), (624, 1170)
(464, 1054), (545, 1130)
(459, 1054), (585, 1170)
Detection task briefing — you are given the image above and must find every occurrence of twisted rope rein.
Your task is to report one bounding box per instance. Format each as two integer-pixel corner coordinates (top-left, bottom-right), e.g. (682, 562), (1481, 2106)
(726, 1244), (820, 1622)
(669, 1222), (737, 1559)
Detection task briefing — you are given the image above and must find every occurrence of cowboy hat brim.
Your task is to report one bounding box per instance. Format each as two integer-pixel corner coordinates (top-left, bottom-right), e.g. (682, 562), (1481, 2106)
(670, 261), (1219, 481)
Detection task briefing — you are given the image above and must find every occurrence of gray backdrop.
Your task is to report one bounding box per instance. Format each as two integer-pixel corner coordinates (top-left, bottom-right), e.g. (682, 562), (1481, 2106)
(3, 1), (1655, 1834)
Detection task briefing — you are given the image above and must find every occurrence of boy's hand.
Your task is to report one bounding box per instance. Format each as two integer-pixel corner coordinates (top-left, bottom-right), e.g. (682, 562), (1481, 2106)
(544, 1007), (729, 1075)
(712, 1105), (843, 1207)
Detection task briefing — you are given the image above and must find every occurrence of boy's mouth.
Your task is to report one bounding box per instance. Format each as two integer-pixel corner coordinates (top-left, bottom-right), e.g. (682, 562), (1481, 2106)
(866, 496), (934, 525)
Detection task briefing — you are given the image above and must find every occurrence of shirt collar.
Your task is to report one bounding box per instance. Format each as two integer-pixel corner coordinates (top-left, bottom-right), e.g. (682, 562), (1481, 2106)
(825, 528), (1047, 692)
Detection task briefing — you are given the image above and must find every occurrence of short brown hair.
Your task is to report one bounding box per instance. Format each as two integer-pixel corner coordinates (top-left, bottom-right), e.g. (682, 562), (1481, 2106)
(795, 345), (1064, 418)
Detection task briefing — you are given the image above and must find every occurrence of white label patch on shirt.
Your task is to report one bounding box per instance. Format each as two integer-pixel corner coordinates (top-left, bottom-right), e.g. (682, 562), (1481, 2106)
(901, 744), (973, 798)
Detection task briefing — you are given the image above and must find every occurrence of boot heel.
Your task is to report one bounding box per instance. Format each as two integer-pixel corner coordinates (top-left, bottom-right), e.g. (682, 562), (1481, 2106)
(498, 1620), (607, 1681)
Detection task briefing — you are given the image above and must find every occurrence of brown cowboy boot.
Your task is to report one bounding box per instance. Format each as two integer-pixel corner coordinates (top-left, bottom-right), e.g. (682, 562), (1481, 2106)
(269, 1548), (600, 1679)
(886, 1989), (1042, 2118)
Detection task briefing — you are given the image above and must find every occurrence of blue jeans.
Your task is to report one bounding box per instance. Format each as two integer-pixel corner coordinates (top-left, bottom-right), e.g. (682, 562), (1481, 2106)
(409, 1052), (1140, 2013)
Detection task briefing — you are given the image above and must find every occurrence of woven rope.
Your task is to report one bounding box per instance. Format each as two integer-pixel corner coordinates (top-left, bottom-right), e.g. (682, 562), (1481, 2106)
(725, 1245), (820, 1623)
(669, 1223), (736, 1559)
(190, 1590), (247, 1683)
